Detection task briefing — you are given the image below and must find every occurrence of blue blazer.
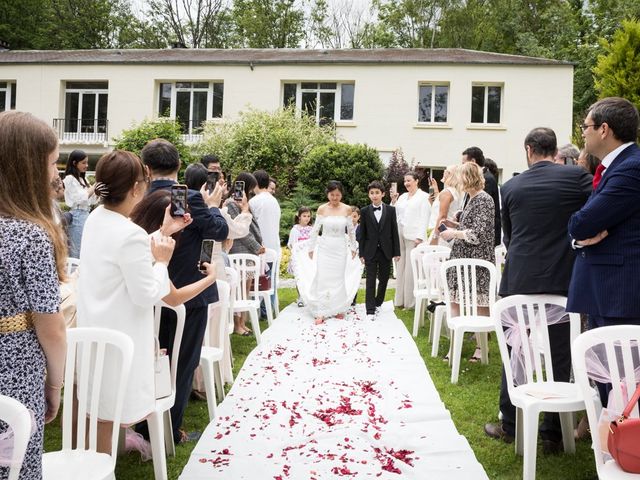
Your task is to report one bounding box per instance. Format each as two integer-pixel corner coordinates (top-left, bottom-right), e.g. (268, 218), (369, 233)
(149, 180), (229, 308)
(567, 143), (640, 317)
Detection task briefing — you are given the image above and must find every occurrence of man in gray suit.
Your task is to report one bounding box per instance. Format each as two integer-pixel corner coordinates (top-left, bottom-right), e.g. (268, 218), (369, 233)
(484, 127), (592, 452)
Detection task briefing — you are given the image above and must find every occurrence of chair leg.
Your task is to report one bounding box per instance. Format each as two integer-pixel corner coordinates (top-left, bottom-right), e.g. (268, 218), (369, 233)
(430, 307), (445, 357)
(200, 358), (217, 422)
(147, 413), (168, 480)
(264, 294), (274, 327)
(450, 328), (464, 384)
(274, 291), (280, 317)
(249, 308), (261, 344)
(214, 361), (225, 402)
(559, 411), (576, 453)
(479, 332), (489, 364)
(163, 410), (175, 457)
(412, 300), (421, 337)
(522, 408), (539, 480)
(515, 407), (524, 456)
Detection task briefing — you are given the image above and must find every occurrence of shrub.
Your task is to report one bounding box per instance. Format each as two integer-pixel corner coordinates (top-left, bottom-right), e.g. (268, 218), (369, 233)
(197, 107), (335, 196)
(297, 142), (385, 208)
(113, 118), (196, 169)
(278, 184), (321, 246)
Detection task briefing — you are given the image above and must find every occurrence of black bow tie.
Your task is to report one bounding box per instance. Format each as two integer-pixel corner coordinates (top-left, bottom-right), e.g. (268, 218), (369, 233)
(373, 206), (381, 211)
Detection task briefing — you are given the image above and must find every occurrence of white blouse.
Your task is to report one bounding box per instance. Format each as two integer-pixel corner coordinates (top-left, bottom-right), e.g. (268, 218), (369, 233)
(395, 188), (431, 241)
(63, 175), (97, 210)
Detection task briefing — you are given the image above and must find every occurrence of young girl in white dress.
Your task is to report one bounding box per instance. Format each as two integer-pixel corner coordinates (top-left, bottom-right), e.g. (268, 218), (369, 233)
(287, 206), (313, 307)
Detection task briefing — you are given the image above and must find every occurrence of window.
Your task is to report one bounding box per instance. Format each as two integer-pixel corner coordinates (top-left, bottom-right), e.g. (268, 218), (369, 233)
(282, 82), (354, 125)
(158, 81), (224, 138)
(62, 81), (108, 141)
(418, 84), (448, 123)
(0, 82), (16, 112)
(471, 84), (502, 124)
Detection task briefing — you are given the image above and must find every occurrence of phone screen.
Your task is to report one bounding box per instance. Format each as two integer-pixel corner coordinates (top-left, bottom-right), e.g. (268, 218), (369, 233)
(206, 171), (220, 193)
(170, 185), (188, 217)
(223, 171), (231, 186)
(438, 223), (448, 233)
(390, 182), (397, 194)
(233, 181), (245, 201)
(199, 239), (215, 272)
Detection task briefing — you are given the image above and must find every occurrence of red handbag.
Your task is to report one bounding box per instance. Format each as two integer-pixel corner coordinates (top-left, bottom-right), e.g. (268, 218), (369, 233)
(608, 383), (640, 473)
(258, 274), (271, 291)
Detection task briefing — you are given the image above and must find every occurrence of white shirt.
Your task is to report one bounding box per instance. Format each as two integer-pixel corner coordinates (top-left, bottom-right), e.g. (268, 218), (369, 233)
(601, 141), (635, 171)
(249, 191), (281, 254)
(372, 203), (383, 223)
(395, 189), (431, 241)
(63, 175), (97, 210)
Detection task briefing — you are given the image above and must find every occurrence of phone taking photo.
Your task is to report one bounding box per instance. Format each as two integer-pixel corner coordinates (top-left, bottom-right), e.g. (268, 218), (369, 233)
(390, 182), (397, 195)
(198, 239), (215, 273)
(170, 185), (188, 217)
(233, 181), (245, 201)
(206, 171), (220, 194)
(438, 223), (448, 233)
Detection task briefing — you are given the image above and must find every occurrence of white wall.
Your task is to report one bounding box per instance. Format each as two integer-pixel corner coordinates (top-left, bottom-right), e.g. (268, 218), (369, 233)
(1, 60), (573, 179)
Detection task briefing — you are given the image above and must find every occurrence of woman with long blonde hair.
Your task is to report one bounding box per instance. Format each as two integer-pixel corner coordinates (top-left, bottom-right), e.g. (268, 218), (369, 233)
(429, 164), (463, 246)
(0, 111), (68, 479)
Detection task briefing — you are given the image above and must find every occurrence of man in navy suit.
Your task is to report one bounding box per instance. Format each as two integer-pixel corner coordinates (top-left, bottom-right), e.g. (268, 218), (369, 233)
(140, 139), (228, 443)
(567, 97), (640, 328)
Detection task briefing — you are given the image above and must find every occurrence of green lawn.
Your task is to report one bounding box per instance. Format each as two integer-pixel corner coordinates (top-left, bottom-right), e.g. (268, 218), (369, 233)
(44, 288), (598, 479)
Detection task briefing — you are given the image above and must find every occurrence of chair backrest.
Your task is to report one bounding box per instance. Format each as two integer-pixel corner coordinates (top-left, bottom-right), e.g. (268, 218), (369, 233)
(422, 251), (450, 298)
(259, 248), (279, 294)
(228, 253), (260, 304)
(494, 245), (507, 289)
(494, 295), (580, 390)
(203, 280), (230, 349)
(0, 395), (32, 480)
(410, 244), (450, 292)
(440, 258), (497, 317)
(154, 302), (186, 393)
(66, 257), (80, 276)
(62, 327), (134, 461)
(572, 325), (640, 474)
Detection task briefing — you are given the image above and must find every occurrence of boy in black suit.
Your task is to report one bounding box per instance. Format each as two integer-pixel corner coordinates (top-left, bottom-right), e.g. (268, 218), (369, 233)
(358, 181), (401, 320)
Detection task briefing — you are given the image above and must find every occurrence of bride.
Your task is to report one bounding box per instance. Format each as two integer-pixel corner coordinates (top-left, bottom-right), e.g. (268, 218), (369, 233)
(294, 180), (362, 323)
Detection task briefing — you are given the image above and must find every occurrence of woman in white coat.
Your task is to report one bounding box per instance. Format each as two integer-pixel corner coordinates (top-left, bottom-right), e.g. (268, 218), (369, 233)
(77, 150), (192, 453)
(391, 171), (431, 309)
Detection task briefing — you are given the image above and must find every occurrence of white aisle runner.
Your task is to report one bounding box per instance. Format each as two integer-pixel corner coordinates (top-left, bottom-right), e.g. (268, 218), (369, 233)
(179, 302), (488, 479)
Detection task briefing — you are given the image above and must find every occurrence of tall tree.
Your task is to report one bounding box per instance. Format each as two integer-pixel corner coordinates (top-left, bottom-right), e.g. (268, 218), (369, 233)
(307, 0), (378, 48)
(233, 0), (305, 48)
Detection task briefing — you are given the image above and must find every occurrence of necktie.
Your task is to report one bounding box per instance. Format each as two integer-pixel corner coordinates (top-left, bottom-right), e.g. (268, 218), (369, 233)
(592, 163), (606, 189)
(373, 206), (381, 211)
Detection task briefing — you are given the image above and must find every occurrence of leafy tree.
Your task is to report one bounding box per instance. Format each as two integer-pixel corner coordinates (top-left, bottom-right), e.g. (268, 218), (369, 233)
(385, 148), (411, 193)
(593, 19), (640, 110)
(232, 0), (305, 47)
(307, 0), (378, 48)
(197, 107), (334, 196)
(297, 143), (385, 208)
(113, 118), (196, 170)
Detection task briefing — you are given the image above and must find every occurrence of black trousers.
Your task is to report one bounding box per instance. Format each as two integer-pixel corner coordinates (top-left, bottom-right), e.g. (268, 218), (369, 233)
(137, 305), (209, 442)
(499, 321), (571, 442)
(364, 248), (392, 315)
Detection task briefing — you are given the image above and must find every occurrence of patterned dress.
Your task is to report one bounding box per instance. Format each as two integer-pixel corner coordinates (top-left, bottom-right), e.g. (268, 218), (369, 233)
(447, 191), (496, 306)
(0, 217), (61, 480)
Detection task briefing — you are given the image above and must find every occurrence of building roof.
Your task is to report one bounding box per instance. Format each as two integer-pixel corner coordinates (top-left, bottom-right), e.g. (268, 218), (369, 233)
(0, 48), (572, 66)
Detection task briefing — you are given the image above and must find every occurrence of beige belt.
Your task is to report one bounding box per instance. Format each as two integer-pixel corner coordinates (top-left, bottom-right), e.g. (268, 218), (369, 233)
(0, 312), (34, 334)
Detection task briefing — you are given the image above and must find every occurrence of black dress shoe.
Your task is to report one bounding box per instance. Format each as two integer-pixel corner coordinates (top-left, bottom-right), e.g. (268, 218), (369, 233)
(484, 423), (515, 444)
(541, 438), (563, 455)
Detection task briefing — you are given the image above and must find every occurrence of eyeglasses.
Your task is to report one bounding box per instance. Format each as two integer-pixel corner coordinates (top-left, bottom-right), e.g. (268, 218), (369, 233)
(579, 123), (601, 132)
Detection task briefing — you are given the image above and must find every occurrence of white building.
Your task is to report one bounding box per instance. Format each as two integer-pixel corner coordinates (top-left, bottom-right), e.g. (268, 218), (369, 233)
(0, 48), (574, 181)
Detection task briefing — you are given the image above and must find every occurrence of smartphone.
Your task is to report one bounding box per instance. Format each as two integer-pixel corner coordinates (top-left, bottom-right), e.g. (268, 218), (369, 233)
(206, 171), (220, 193)
(438, 223), (448, 233)
(198, 239), (215, 273)
(390, 182), (397, 195)
(223, 171), (231, 185)
(170, 185), (188, 217)
(233, 181), (245, 201)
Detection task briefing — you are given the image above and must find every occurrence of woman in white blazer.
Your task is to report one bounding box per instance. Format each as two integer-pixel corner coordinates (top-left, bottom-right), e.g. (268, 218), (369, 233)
(391, 171), (431, 309)
(77, 150), (192, 453)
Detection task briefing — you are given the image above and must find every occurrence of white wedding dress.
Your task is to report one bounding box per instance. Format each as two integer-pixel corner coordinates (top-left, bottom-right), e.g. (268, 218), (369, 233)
(294, 215), (362, 318)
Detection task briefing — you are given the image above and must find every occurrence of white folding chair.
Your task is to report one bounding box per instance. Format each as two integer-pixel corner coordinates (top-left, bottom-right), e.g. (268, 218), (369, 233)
(572, 325), (640, 480)
(495, 244), (507, 292)
(228, 254), (262, 344)
(0, 395), (32, 480)
(421, 251), (450, 357)
(440, 258), (497, 384)
(145, 302), (185, 480)
(410, 244), (450, 337)
(494, 295), (588, 480)
(255, 248), (280, 326)
(43, 327), (134, 480)
(200, 280), (230, 421)
(66, 257), (80, 276)
(273, 248), (282, 318)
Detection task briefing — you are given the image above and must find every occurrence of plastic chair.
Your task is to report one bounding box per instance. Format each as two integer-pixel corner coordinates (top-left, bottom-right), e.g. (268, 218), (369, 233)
(495, 245), (507, 292)
(273, 248), (282, 318)
(421, 251), (451, 357)
(254, 248), (280, 326)
(0, 395), (32, 480)
(410, 244), (450, 337)
(145, 301), (185, 480)
(66, 257), (80, 276)
(199, 279), (230, 421)
(42, 327), (134, 480)
(572, 325), (640, 480)
(228, 253), (262, 344)
(494, 294), (587, 480)
(440, 258), (497, 384)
